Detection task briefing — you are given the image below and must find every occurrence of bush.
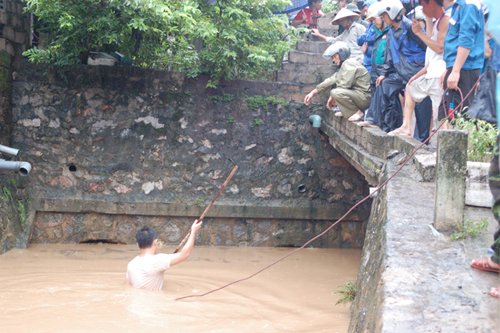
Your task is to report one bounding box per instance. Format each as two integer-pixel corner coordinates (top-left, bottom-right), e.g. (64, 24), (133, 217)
(451, 117), (497, 162)
(23, 0), (296, 86)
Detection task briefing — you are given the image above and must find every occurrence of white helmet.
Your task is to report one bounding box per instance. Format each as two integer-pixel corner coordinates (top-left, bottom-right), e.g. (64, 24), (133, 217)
(408, 5), (425, 21)
(322, 41), (351, 62)
(366, 2), (382, 20)
(378, 0), (404, 22)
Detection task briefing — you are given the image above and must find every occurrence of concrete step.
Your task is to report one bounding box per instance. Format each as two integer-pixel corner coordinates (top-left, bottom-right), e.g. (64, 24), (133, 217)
(288, 50), (331, 65)
(277, 62), (335, 84)
(318, 13), (336, 30)
(296, 40), (331, 54)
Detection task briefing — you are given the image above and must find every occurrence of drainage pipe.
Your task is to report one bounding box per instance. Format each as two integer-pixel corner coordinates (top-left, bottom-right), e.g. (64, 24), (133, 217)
(0, 144), (19, 156)
(0, 160), (32, 176)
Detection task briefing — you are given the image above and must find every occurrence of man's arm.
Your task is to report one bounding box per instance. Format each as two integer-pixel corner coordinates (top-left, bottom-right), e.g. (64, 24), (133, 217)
(447, 46), (470, 90)
(311, 28), (338, 43)
(170, 220), (203, 266)
(412, 15), (449, 54)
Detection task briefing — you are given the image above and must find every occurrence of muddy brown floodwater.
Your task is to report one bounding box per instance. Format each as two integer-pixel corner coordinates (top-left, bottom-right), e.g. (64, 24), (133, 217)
(0, 244), (360, 333)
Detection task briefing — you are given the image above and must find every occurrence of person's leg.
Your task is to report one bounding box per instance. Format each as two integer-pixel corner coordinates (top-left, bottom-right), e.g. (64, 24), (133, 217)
(330, 88), (360, 119)
(413, 97), (432, 142)
(438, 69), (453, 129)
(380, 77), (404, 132)
(471, 136), (500, 297)
(388, 89), (416, 136)
(361, 85), (383, 127)
(348, 90), (371, 121)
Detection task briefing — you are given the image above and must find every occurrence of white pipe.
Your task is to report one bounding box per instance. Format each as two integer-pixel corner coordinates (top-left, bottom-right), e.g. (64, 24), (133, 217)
(0, 144), (19, 156)
(0, 160), (31, 176)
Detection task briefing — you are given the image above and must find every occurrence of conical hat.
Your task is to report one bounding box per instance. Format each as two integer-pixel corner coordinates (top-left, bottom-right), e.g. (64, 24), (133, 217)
(331, 8), (359, 25)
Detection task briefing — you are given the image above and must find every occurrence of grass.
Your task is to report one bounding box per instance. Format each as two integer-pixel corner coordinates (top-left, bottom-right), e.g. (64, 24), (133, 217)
(450, 218), (489, 240)
(335, 281), (356, 305)
(208, 93), (235, 103)
(245, 95), (288, 110)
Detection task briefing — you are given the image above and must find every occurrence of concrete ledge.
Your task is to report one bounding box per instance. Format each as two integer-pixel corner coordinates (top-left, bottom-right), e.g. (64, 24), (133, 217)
(32, 197), (367, 221)
(349, 162), (498, 332)
(466, 161), (494, 208)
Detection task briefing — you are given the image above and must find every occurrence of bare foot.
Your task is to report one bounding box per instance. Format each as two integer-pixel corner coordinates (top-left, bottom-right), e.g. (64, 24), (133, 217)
(334, 111), (343, 117)
(490, 287), (499, 298)
(358, 121), (377, 128)
(348, 111), (364, 122)
(388, 126), (411, 136)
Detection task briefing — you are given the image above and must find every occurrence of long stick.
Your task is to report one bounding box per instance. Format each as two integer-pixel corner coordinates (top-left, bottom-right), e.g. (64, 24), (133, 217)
(173, 163), (238, 253)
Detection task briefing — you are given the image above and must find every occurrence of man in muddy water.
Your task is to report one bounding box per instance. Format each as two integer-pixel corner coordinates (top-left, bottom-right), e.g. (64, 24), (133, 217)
(126, 219), (203, 291)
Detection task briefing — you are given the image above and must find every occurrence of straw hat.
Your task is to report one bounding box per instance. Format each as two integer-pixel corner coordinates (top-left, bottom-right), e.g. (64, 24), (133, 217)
(331, 8), (360, 25)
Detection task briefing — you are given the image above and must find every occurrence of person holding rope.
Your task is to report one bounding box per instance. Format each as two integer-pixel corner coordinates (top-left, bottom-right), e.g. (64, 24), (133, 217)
(437, 0), (484, 126)
(126, 220), (203, 291)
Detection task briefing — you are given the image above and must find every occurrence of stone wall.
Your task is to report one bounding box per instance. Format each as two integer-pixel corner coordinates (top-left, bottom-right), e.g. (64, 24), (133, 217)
(4, 63), (371, 250)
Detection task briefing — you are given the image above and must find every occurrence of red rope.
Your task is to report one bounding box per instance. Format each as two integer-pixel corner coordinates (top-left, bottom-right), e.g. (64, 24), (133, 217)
(175, 77), (481, 302)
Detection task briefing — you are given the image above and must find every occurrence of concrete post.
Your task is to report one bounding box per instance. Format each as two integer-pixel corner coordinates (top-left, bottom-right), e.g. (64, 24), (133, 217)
(433, 129), (468, 231)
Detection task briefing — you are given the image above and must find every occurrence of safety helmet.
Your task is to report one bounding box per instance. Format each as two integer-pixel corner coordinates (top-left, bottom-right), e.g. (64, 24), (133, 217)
(322, 41), (351, 62)
(408, 5), (425, 21)
(366, 2), (382, 20)
(378, 0), (404, 22)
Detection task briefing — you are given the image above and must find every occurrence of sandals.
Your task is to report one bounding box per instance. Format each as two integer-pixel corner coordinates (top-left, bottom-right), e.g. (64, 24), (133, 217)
(470, 258), (500, 273)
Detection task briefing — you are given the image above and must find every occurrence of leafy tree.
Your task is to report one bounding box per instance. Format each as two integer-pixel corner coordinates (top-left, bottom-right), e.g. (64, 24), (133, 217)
(23, 0), (294, 86)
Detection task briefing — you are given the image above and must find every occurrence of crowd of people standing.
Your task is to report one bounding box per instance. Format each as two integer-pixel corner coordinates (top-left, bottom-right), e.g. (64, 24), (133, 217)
(299, 0), (499, 299)
(299, 0), (495, 141)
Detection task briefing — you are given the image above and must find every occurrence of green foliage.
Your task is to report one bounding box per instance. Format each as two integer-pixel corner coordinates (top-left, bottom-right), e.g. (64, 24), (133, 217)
(208, 93), (235, 103)
(227, 115), (235, 124)
(335, 281), (356, 305)
(23, 0), (294, 85)
(0, 185), (28, 227)
(253, 117), (264, 126)
(245, 95), (288, 110)
(17, 200), (28, 226)
(1, 186), (13, 202)
(451, 117), (497, 162)
(450, 218), (489, 240)
(321, 0), (339, 14)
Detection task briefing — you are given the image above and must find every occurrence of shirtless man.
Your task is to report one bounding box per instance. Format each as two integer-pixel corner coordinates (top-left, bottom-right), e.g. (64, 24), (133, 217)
(126, 220), (203, 291)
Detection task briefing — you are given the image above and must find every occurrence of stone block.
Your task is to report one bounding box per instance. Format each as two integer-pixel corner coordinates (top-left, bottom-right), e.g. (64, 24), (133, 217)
(433, 130), (467, 231)
(2, 26), (15, 42)
(0, 38), (6, 52)
(0, 12), (7, 24)
(465, 161), (493, 208)
(413, 152), (436, 182)
(318, 13), (337, 30)
(277, 62), (333, 84)
(288, 50), (330, 65)
(296, 40), (331, 54)
(14, 31), (26, 44)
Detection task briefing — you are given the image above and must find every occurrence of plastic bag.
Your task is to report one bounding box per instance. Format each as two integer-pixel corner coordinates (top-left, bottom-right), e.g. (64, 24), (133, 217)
(466, 65), (497, 124)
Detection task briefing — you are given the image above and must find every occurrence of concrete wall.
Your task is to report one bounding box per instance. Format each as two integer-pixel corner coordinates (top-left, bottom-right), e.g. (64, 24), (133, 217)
(1, 63), (372, 250)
